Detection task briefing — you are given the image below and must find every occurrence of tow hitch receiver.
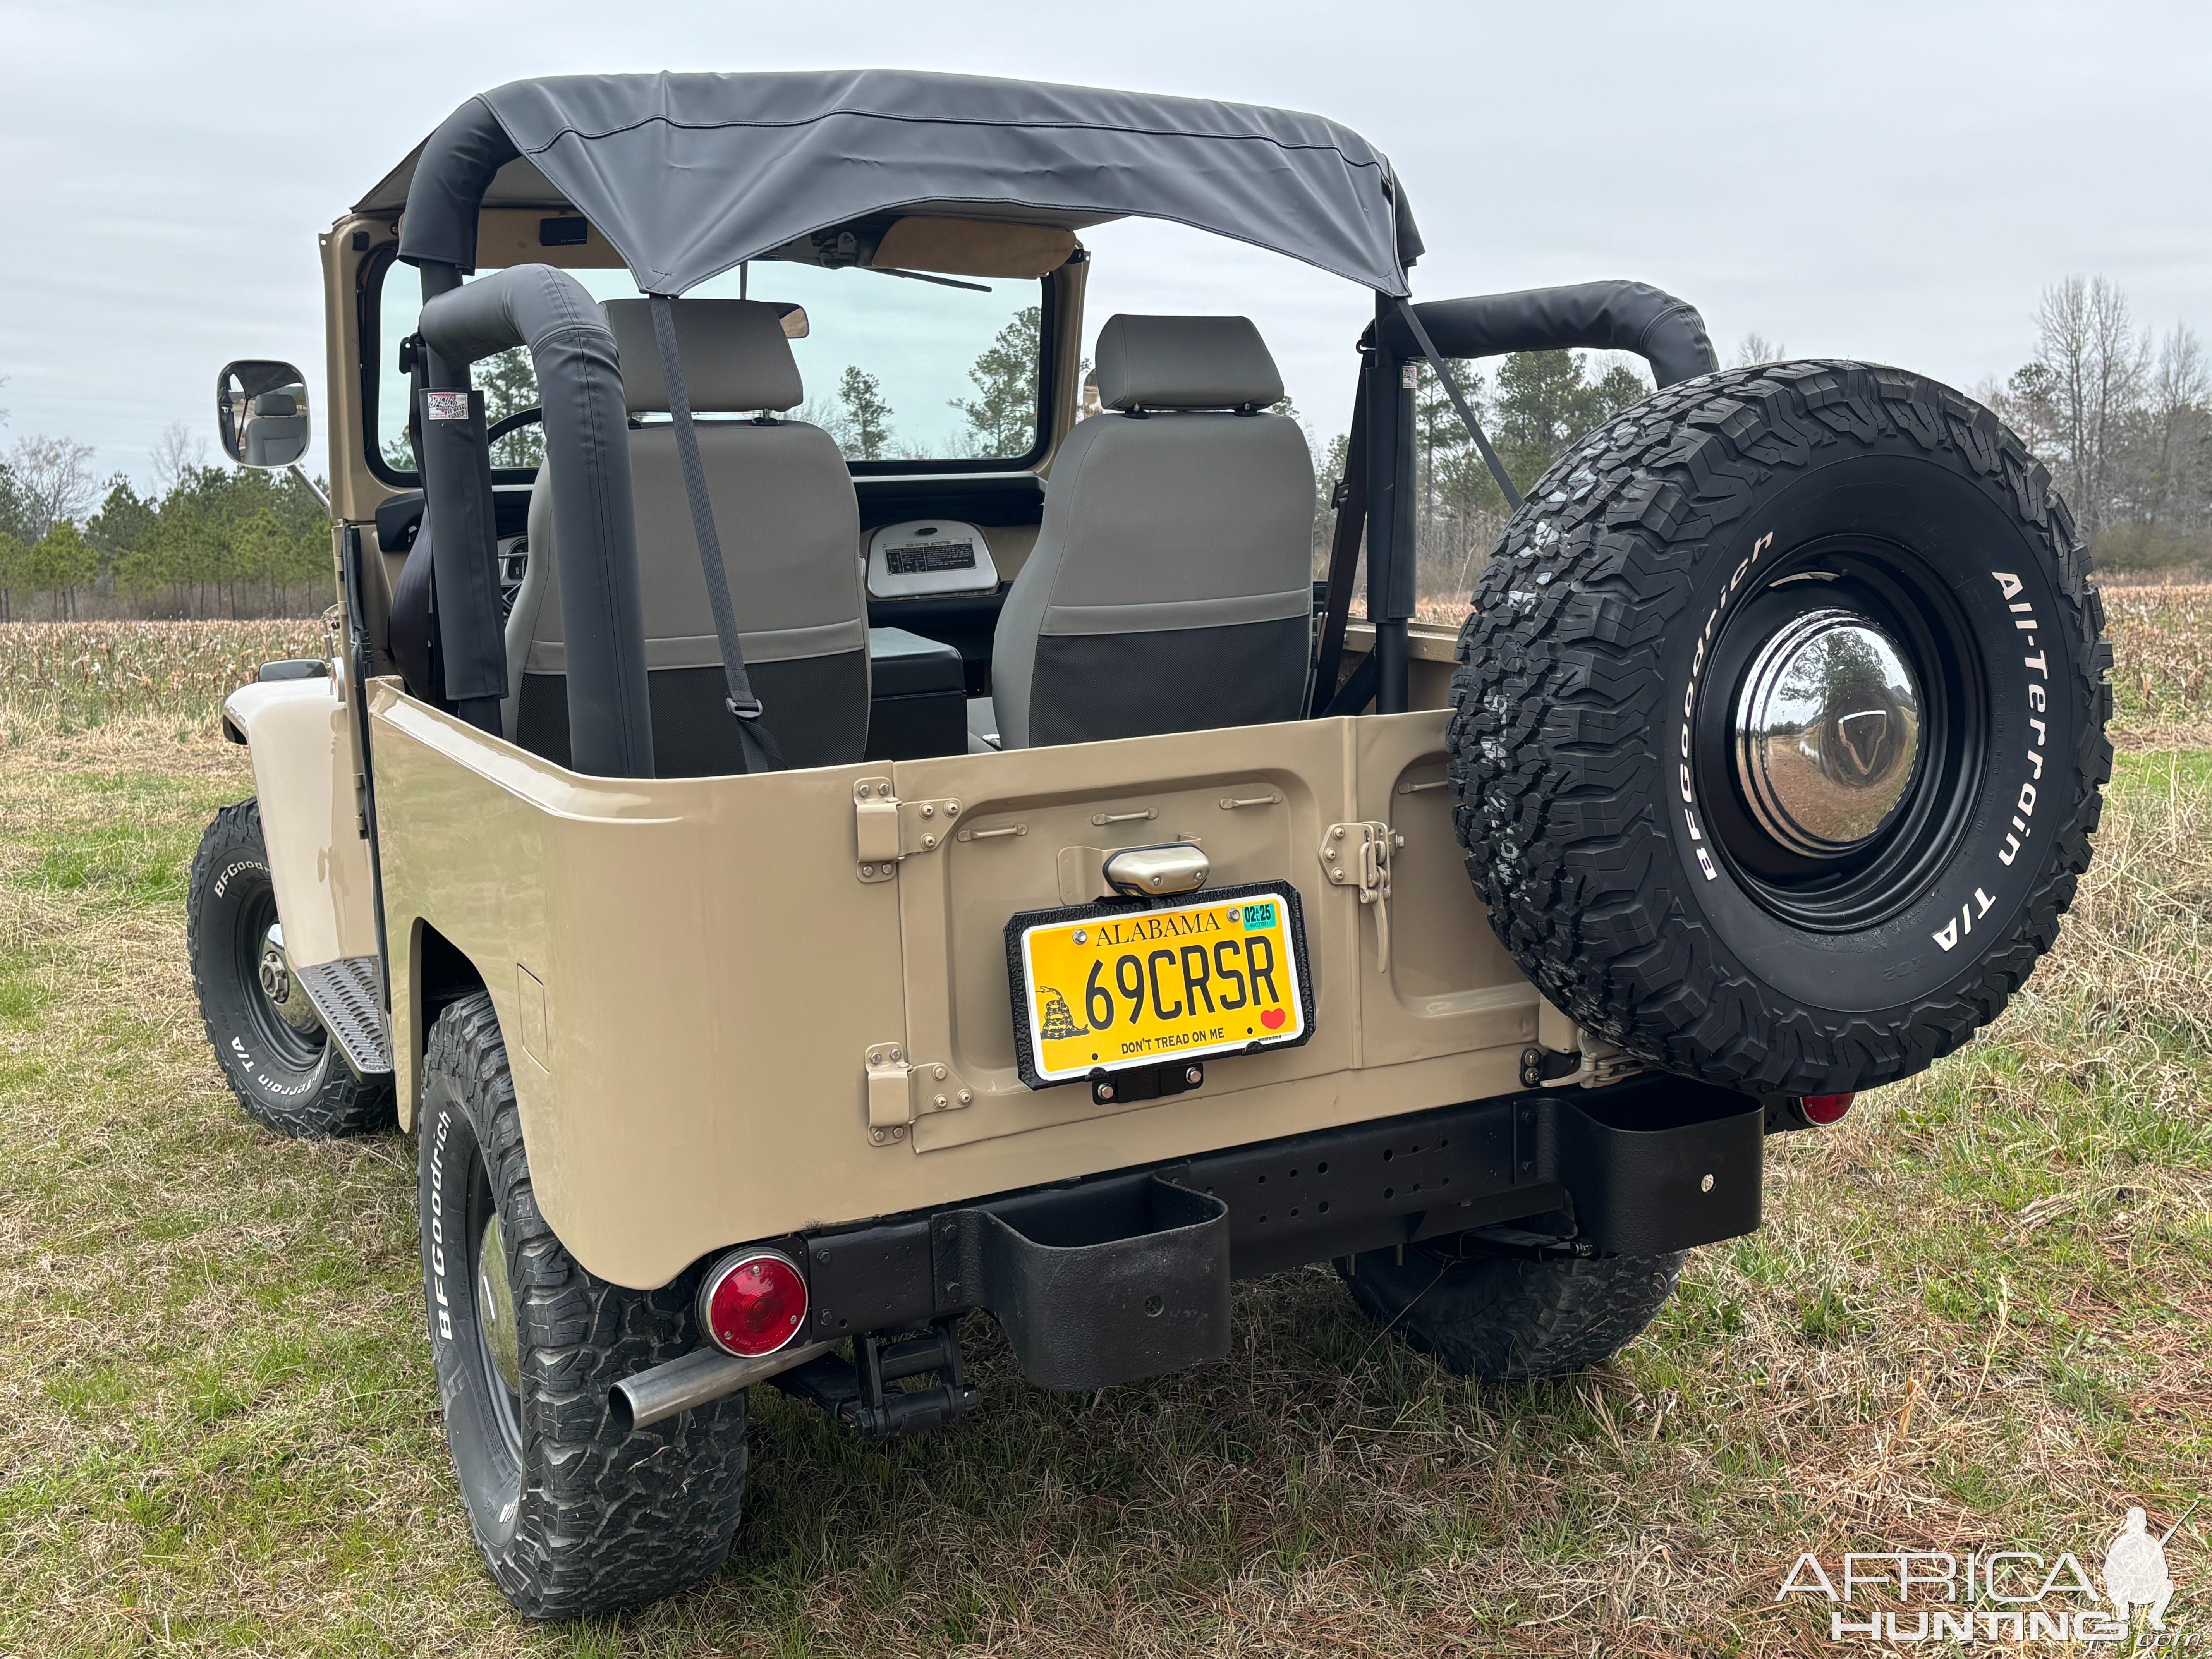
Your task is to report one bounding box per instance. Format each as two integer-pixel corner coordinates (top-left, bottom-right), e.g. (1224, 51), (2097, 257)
(774, 1318), (979, 1438)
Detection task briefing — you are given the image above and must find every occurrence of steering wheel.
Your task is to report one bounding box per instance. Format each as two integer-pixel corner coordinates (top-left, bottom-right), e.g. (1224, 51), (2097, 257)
(488, 407), (543, 445)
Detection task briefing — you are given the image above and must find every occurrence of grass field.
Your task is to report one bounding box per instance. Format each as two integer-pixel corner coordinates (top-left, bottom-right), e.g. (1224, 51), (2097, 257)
(0, 599), (2206, 1656)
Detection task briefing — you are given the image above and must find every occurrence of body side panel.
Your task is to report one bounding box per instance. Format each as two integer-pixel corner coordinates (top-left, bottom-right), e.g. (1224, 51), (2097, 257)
(224, 675), (379, 972)
(367, 677), (1540, 1289)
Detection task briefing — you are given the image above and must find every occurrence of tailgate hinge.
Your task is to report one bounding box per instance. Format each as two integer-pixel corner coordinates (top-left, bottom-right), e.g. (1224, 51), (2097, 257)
(854, 777), (962, 883)
(864, 1043), (974, 1142)
(1320, 820), (1399, 972)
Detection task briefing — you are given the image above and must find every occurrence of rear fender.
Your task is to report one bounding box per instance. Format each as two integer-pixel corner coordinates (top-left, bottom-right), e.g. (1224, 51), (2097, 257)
(221, 671), (381, 982)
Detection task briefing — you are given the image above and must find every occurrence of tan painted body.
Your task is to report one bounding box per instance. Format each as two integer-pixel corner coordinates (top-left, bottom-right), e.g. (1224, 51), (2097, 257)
(366, 677), (1542, 1288)
(223, 672), (380, 971)
(231, 202), (1562, 1290)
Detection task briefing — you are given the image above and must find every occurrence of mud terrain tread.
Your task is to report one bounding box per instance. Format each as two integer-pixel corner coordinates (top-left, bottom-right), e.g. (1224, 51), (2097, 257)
(424, 991), (749, 1618)
(1339, 1247), (1686, 1379)
(187, 799), (393, 1137)
(1445, 362), (2113, 1094)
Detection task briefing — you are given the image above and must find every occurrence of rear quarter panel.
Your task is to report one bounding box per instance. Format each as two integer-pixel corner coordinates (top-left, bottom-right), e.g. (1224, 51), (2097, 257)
(368, 681), (1542, 1288)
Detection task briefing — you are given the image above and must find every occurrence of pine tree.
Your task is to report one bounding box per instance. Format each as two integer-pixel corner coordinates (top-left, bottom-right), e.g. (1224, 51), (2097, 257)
(0, 530), (27, 622)
(951, 306), (1042, 457)
(89, 478), (156, 598)
(31, 522), (96, 619)
(478, 348), (545, 469)
(838, 366), (894, 460)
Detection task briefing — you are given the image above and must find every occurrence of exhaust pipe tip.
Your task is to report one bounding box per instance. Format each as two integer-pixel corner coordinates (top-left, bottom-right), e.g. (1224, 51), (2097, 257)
(608, 1340), (832, 1433)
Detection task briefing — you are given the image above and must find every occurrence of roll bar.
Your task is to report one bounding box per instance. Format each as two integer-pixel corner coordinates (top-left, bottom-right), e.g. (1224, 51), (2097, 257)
(1328, 281), (1717, 718)
(1376, 279), (1718, 389)
(417, 266), (655, 778)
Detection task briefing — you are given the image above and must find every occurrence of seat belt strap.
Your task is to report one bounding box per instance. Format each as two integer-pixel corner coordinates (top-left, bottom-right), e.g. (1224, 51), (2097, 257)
(647, 292), (786, 773)
(1308, 386), (1369, 716)
(1395, 296), (1523, 513)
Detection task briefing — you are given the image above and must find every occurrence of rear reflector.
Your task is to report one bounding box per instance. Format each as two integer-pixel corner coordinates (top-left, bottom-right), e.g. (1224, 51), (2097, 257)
(699, 1250), (808, 1357)
(1797, 1092), (1855, 1126)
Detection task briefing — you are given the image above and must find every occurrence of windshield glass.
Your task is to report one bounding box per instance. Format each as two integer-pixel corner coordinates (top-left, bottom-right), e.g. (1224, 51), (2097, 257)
(373, 259), (1046, 478)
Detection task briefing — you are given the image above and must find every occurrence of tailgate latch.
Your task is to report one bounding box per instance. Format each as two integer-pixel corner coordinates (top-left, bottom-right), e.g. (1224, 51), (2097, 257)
(853, 778), (962, 884)
(1320, 821), (1399, 972)
(864, 1044), (974, 1142)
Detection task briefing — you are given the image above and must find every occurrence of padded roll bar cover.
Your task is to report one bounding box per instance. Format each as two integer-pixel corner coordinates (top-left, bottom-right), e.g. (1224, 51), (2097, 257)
(418, 266), (654, 778)
(1381, 280), (1719, 389)
(397, 98), (520, 275)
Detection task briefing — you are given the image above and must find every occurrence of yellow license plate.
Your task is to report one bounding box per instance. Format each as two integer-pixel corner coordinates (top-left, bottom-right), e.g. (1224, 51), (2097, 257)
(1008, 882), (1312, 1089)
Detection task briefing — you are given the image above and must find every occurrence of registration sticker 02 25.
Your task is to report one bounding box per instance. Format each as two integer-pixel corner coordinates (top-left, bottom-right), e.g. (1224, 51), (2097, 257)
(1005, 880), (1314, 1089)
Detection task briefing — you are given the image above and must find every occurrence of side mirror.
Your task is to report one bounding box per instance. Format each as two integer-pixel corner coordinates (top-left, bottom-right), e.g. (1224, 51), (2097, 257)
(218, 360), (311, 469)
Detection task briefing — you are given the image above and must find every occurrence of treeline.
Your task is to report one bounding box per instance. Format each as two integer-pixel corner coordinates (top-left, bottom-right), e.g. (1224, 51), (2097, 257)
(5, 276), (2199, 623)
(1310, 349), (1654, 611)
(455, 307), (1049, 469)
(0, 431), (331, 622)
(1984, 276), (2212, 576)
(1315, 270), (2212, 613)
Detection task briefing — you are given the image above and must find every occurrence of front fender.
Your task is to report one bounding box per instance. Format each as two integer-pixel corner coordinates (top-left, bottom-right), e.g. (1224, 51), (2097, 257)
(222, 672), (379, 974)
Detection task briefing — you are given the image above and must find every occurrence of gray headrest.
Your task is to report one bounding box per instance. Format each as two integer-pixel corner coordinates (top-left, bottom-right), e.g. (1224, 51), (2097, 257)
(604, 298), (804, 414)
(252, 392), (298, 417)
(1093, 314), (1283, 410)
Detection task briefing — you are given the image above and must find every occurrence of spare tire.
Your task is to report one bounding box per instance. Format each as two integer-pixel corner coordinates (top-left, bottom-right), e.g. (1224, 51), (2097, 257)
(1448, 361), (2111, 1096)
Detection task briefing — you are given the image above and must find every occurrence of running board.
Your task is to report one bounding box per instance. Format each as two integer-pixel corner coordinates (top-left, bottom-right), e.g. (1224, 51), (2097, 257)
(294, 956), (392, 1074)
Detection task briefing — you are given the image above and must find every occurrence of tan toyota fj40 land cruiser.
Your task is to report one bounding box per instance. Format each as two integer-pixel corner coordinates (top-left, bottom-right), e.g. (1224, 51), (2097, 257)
(190, 71), (2110, 1616)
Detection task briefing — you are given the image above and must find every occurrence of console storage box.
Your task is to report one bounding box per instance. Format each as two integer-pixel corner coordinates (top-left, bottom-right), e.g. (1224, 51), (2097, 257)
(866, 626), (969, 760)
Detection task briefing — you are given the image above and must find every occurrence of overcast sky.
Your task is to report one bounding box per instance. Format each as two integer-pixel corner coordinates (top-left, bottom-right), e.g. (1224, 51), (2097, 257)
(2, 0), (2207, 490)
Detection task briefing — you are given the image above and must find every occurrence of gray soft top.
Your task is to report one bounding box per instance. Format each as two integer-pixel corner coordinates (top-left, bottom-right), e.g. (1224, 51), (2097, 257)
(373, 70), (1422, 296)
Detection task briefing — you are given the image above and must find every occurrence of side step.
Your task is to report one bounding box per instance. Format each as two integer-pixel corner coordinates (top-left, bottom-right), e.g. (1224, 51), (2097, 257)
(773, 1318), (980, 1438)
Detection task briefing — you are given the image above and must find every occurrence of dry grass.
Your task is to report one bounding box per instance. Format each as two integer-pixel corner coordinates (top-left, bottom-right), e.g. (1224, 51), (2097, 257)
(2102, 583), (2212, 749)
(0, 620), (328, 737)
(0, 626), (2207, 1655)
(3, 582), (2207, 749)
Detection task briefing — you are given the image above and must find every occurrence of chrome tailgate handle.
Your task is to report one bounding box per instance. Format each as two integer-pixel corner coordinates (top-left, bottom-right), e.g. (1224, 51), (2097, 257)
(1101, 841), (1211, 898)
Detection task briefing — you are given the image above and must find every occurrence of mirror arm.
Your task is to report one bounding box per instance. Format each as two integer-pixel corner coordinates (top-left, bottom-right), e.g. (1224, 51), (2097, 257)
(288, 463), (330, 513)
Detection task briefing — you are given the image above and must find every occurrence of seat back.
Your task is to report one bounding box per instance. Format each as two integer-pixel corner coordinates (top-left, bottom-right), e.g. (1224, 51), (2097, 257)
(241, 392), (307, 467)
(991, 314), (1314, 750)
(505, 298), (869, 773)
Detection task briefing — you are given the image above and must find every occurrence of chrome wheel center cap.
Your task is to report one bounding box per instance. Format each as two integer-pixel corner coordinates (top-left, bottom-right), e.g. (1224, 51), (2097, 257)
(1733, 608), (1921, 857)
(477, 1215), (522, 1396)
(258, 923), (322, 1034)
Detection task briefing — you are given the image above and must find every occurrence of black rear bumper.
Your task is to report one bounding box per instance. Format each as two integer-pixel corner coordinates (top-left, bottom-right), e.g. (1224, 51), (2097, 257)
(784, 1076), (1762, 1392)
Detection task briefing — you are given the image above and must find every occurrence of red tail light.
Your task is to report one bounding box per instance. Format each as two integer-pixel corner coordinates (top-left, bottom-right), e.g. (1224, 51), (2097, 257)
(1797, 1092), (1855, 1126)
(698, 1249), (808, 1357)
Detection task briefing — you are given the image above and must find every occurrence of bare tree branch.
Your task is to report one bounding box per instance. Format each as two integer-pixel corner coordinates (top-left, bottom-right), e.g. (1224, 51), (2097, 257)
(149, 422), (208, 496)
(6, 435), (98, 541)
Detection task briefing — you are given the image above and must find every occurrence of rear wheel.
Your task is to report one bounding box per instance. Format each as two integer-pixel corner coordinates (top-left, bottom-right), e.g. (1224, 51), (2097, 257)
(1338, 1240), (1685, 1379)
(1449, 362), (2112, 1094)
(187, 800), (392, 1137)
(419, 991), (749, 1618)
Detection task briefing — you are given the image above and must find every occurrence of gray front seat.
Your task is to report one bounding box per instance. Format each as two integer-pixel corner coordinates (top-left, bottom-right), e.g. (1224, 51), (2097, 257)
(240, 392), (307, 466)
(505, 298), (869, 774)
(990, 314), (1314, 749)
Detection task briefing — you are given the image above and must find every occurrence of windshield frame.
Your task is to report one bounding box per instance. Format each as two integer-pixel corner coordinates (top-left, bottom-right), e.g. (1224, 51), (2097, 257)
(359, 242), (1062, 489)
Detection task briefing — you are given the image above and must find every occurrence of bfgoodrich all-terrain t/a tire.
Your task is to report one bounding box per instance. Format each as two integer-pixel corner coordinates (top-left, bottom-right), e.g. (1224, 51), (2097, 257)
(1338, 1243), (1686, 1380)
(187, 799), (393, 1137)
(419, 991), (749, 1619)
(1450, 361), (2112, 1096)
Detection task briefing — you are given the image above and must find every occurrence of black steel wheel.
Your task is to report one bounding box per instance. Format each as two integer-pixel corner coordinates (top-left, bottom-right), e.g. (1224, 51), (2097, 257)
(187, 799), (393, 1137)
(1449, 362), (2112, 1095)
(418, 991), (749, 1619)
